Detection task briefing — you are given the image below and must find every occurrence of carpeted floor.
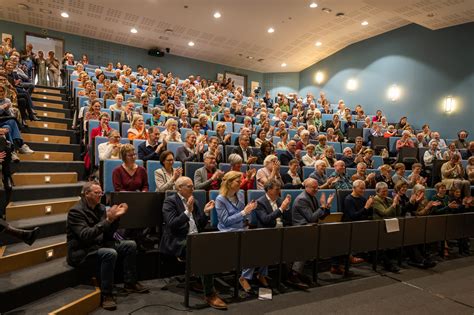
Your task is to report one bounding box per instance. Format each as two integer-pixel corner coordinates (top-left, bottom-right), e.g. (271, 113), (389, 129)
(91, 255), (474, 315)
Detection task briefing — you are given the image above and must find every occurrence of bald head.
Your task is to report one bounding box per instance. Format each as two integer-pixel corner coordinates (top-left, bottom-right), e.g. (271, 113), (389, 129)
(303, 178), (319, 197)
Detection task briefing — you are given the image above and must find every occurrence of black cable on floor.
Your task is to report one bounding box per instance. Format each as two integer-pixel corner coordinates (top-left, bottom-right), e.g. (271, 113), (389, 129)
(128, 303), (192, 314)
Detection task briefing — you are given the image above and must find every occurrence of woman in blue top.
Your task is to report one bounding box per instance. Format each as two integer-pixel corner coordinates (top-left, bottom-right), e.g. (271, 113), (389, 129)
(216, 171), (270, 292)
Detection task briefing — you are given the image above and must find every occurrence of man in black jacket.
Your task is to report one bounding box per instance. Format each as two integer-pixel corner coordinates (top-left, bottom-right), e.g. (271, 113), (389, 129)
(255, 179), (291, 228)
(66, 181), (148, 311)
(159, 176), (227, 309)
(137, 126), (166, 161)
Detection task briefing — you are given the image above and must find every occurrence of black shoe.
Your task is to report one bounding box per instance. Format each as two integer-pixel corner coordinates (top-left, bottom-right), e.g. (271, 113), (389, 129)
(407, 260), (425, 269)
(30, 115), (41, 121)
(422, 259), (436, 268)
(384, 264), (400, 273)
(297, 273), (314, 286)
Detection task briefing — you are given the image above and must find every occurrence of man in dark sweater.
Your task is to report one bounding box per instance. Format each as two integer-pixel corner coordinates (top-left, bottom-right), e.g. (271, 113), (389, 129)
(66, 181), (149, 311)
(342, 179), (373, 221)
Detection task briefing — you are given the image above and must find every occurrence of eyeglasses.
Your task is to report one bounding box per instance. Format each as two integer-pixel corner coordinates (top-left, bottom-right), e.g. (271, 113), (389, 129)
(92, 191), (104, 196)
(165, 159), (174, 162)
(182, 184), (194, 189)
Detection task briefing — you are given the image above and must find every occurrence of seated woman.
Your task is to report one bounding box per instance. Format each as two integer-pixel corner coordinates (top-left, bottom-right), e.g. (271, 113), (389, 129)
(372, 110), (383, 123)
(0, 120), (34, 160)
(407, 163), (427, 187)
(154, 150), (182, 192)
(443, 142), (462, 160)
(84, 99), (102, 126)
(326, 114), (344, 141)
(395, 116), (410, 130)
(215, 171), (266, 292)
(326, 128), (339, 142)
(467, 156), (474, 185)
(384, 125), (398, 138)
(282, 159), (303, 189)
(127, 114), (148, 140)
(453, 130), (469, 149)
(112, 144), (148, 192)
(296, 130), (310, 150)
(256, 155), (283, 189)
(207, 136), (223, 164)
(215, 121), (231, 146)
(162, 102), (176, 117)
(396, 130), (415, 151)
(392, 163), (408, 186)
(109, 94), (124, 112)
(98, 130), (122, 161)
(177, 108), (190, 129)
(362, 116), (372, 129)
(198, 114), (210, 133)
(255, 129), (267, 148)
(362, 148), (374, 169)
(276, 130), (289, 150)
(147, 107), (164, 126)
(321, 147), (337, 168)
(256, 140), (274, 165)
(379, 116), (389, 129)
(351, 162), (376, 188)
(393, 181), (410, 216)
(309, 160), (338, 189)
(441, 154), (471, 198)
(228, 153), (256, 190)
(375, 164), (394, 189)
(159, 119), (182, 143)
(302, 144), (319, 167)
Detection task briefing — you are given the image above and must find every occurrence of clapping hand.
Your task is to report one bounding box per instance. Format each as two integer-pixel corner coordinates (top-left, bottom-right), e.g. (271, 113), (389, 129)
(0, 151), (6, 162)
(173, 167), (183, 181)
(365, 195), (374, 209)
(246, 168), (257, 180)
(204, 200), (215, 215)
(247, 156), (258, 164)
(280, 195), (291, 211)
(186, 196), (194, 212)
(243, 200), (257, 215)
(107, 203), (128, 222)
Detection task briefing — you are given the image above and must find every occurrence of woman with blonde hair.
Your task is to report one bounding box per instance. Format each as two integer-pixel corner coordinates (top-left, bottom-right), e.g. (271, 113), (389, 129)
(159, 119), (182, 142)
(112, 144), (148, 192)
(127, 114), (148, 140)
(216, 171), (264, 292)
(256, 155), (283, 189)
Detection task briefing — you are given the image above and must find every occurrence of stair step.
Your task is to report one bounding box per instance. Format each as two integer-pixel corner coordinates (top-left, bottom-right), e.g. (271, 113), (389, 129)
(33, 106), (71, 118)
(10, 182), (84, 202)
(34, 87), (63, 94)
(19, 151), (74, 162)
(3, 233), (66, 256)
(0, 213), (67, 246)
(24, 142), (81, 160)
(0, 258), (80, 313)
(24, 126), (75, 139)
(33, 101), (64, 109)
(36, 110), (66, 119)
(38, 116), (73, 128)
(12, 161), (85, 179)
(32, 93), (64, 101)
(23, 133), (70, 144)
(12, 172), (78, 186)
(27, 120), (68, 130)
(34, 85), (66, 93)
(32, 97), (68, 106)
(6, 285), (99, 315)
(6, 196), (79, 221)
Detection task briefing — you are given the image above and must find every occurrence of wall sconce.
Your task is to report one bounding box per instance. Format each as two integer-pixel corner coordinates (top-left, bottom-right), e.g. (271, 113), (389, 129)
(387, 84), (401, 101)
(315, 71), (324, 84)
(444, 96), (454, 113)
(346, 78), (358, 91)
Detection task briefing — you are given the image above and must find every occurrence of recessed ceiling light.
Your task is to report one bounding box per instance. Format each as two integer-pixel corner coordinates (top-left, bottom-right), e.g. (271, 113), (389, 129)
(267, 27), (275, 33)
(309, 2), (318, 8)
(40, 8), (52, 14)
(60, 12), (69, 18)
(213, 12), (221, 18)
(427, 13), (435, 17)
(361, 21), (369, 26)
(247, 56), (254, 59)
(130, 28), (138, 34)
(336, 12), (345, 17)
(322, 7), (332, 13)
(188, 41), (195, 47)
(17, 3), (30, 10)
(315, 41), (322, 47)
(281, 63), (287, 67)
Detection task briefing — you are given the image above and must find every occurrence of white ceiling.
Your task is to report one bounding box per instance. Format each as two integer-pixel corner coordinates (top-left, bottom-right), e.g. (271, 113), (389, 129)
(1, 0), (473, 73)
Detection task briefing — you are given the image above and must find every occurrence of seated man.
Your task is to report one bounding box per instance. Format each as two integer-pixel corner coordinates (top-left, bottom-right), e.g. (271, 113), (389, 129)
(343, 179), (373, 222)
(441, 154), (471, 198)
(255, 179), (292, 228)
(340, 147), (357, 168)
(159, 177), (226, 309)
(280, 140), (297, 166)
(328, 161), (353, 190)
(66, 181), (148, 311)
(137, 126), (166, 161)
(291, 178), (334, 283)
(194, 152), (225, 190)
(176, 131), (204, 163)
(232, 134), (257, 164)
(98, 130), (122, 161)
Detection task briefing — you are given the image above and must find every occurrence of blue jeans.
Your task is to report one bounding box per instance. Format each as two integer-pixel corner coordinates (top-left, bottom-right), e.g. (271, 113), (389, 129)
(0, 119), (22, 145)
(96, 240), (138, 295)
(242, 266), (268, 280)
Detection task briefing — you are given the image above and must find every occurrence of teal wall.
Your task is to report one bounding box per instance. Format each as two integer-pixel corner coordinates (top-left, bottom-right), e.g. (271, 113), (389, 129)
(299, 22), (474, 138)
(263, 72), (299, 98)
(0, 19), (263, 93)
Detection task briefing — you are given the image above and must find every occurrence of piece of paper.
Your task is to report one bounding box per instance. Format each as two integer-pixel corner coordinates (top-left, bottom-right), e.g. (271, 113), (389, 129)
(258, 287), (272, 300)
(385, 218), (400, 233)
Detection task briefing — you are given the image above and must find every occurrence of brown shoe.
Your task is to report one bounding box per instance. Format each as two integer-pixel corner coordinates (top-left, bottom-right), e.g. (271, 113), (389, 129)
(124, 282), (149, 294)
(350, 255), (365, 264)
(102, 295), (117, 311)
(257, 274), (269, 287)
(205, 293), (228, 310)
(239, 277), (252, 293)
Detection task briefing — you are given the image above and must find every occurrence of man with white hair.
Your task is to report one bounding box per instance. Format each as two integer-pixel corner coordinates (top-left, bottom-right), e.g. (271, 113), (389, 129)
(343, 180), (373, 222)
(233, 127), (255, 146)
(428, 132), (447, 149)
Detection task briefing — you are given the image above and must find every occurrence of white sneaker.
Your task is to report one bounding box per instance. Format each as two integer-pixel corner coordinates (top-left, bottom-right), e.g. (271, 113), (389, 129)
(11, 151), (20, 162)
(18, 144), (34, 154)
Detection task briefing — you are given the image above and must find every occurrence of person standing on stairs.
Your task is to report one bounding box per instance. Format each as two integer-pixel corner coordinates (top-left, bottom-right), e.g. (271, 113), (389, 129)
(67, 181), (149, 311)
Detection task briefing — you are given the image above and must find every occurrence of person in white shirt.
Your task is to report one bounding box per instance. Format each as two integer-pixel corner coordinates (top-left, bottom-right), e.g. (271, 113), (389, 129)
(98, 130), (122, 161)
(423, 140), (443, 168)
(428, 132), (447, 150)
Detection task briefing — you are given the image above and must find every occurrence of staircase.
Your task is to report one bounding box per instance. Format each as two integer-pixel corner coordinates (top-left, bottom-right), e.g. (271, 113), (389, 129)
(0, 86), (89, 313)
